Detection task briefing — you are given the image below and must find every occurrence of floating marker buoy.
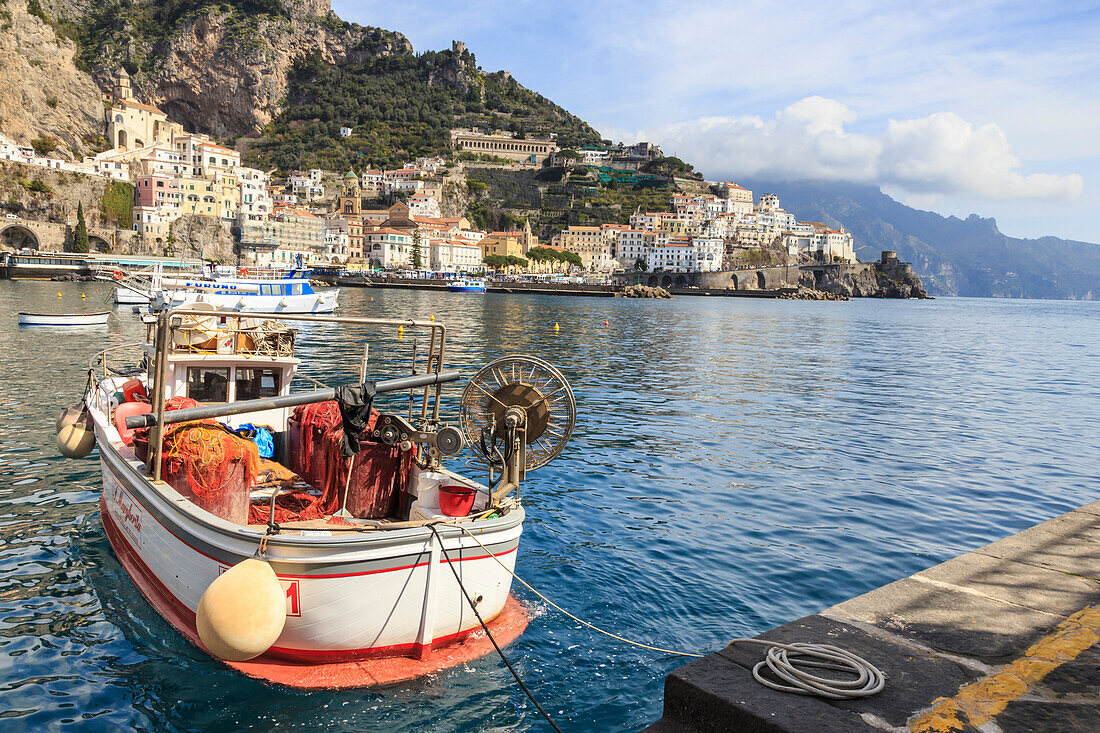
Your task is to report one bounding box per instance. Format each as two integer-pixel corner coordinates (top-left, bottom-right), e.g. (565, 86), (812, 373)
(370, 296), (374, 301)
(56, 404), (95, 458)
(604, 319), (609, 326)
(430, 314), (435, 322)
(58, 292), (62, 298)
(81, 293), (86, 300)
(554, 323), (560, 331)
(196, 556), (287, 661)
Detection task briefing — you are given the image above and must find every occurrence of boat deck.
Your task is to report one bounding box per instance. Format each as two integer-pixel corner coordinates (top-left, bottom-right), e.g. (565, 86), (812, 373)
(646, 499), (1100, 733)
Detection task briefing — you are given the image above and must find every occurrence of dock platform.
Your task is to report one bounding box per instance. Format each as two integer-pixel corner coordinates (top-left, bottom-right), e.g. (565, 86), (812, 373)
(646, 499), (1100, 732)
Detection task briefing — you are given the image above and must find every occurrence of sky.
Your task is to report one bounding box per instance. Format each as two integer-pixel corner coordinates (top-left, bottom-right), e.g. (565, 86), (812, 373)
(332, 0), (1100, 242)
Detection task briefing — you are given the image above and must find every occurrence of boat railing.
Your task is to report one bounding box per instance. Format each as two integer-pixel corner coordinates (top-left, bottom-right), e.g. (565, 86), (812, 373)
(145, 308), (448, 482)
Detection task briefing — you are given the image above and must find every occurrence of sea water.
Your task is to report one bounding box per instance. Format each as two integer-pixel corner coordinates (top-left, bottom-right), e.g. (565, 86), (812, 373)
(1, 280), (1097, 731)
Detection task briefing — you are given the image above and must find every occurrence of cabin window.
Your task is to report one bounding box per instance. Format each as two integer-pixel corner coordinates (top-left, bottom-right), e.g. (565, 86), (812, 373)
(260, 284), (273, 295)
(291, 283), (302, 295)
(235, 368), (281, 401)
(186, 367), (229, 403)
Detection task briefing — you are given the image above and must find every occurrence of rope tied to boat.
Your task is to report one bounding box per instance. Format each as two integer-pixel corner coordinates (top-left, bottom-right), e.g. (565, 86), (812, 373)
(450, 523), (886, 701)
(426, 523), (563, 733)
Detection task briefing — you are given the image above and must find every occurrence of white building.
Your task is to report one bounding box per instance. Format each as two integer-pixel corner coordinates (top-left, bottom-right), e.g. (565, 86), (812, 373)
(691, 237), (723, 272)
(430, 239), (484, 272)
(238, 167), (272, 222)
(407, 193), (441, 218)
(363, 228), (414, 268)
(646, 240), (696, 273)
(339, 127), (353, 138)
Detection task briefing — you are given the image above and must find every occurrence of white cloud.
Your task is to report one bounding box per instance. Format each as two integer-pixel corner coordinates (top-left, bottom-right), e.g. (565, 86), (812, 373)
(612, 97), (1083, 202)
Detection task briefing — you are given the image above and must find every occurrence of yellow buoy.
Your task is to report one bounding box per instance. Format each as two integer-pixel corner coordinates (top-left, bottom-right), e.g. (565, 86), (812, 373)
(554, 322), (560, 332)
(429, 314), (435, 322)
(81, 293), (86, 300)
(397, 325), (404, 339)
(56, 405), (96, 458)
(58, 292), (62, 298)
(196, 556), (287, 661)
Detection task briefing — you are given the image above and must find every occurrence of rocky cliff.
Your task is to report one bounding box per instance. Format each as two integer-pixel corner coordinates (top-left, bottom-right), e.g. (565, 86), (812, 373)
(68, 0), (411, 137)
(0, 2), (105, 158)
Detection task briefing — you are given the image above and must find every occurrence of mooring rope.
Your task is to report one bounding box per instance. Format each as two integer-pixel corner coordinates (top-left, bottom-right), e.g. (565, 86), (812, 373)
(452, 523), (885, 701)
(427, 524), (563, 733)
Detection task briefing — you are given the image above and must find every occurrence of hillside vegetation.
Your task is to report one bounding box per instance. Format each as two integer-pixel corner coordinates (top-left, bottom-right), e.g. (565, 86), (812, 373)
(246, 46), (603, 171)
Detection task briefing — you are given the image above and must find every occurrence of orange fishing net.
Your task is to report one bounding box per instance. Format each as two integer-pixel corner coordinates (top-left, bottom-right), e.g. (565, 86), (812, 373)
(162, 422), (261, 524)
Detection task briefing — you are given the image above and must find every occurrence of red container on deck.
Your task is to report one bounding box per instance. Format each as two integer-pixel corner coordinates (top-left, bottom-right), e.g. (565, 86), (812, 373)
(121, 378), (148, 403)
(439, 485), (477, 517)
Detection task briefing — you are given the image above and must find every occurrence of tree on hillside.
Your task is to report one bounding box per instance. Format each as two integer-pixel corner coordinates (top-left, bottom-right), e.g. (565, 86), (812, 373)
(557, 149), (581, 163)
(73, 202), (90, 254)
(642, 156), (696, 178)
(634, 257), (647, 272)
(411, 230), (423, 269)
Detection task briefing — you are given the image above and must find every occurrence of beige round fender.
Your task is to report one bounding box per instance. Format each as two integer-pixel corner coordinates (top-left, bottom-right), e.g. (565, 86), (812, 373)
(57, 405), (96, 459)
(196, 556), (287, 661)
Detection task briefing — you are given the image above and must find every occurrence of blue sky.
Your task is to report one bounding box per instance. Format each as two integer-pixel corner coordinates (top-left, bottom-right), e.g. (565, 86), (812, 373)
(333, 1), (1100, 242)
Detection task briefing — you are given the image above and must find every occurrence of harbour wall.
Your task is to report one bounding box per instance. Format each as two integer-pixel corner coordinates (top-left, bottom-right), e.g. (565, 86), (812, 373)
(645, 499), (1100, 732)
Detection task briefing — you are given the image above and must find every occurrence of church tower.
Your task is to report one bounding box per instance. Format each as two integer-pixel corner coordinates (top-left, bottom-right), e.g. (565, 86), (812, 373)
(113, 68), (133, 101)
(339, 171), (361, 216)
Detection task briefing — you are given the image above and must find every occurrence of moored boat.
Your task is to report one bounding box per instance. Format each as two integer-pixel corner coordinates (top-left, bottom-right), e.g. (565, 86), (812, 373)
(150, 269), (339, 313)
(448, 278), (487, 293)
(19, 311), (110, 326)
(65, 309), (575, 688)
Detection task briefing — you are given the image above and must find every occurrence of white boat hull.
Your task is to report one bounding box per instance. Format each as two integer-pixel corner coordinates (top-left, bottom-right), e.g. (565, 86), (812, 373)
(114, 286), (151, 305)
(19, 311), (110, 326)
(154, 289), (340, 314)
(90, 406), (521, 669)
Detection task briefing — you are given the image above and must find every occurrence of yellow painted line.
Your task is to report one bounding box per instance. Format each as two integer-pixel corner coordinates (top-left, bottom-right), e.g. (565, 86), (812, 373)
(909, 605), (1100, 732)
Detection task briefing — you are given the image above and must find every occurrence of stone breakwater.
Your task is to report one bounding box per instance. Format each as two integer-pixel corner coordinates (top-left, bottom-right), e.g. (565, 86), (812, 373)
(615, 284), (674, 299)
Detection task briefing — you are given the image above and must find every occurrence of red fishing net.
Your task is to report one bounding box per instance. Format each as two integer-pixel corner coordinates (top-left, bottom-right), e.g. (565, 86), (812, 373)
(248, 401), (410, 525)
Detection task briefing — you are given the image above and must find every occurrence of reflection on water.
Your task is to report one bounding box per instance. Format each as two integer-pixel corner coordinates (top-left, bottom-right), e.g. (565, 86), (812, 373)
(1, 280), (1098, 731)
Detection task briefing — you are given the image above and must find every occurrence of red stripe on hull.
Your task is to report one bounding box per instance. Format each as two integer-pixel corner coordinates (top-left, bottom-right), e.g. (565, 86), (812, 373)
(99, 498), (529, 687)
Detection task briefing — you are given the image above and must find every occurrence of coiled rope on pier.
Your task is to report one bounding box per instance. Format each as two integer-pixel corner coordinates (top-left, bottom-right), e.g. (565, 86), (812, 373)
(452, 523), (885, 701)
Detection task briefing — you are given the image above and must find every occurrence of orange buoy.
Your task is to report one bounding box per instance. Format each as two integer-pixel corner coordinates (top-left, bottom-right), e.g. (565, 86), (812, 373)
(112, 270), (125, 280)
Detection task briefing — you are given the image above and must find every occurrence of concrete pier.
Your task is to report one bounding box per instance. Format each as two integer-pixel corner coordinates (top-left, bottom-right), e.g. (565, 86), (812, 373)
(645, 500), (1100, 732)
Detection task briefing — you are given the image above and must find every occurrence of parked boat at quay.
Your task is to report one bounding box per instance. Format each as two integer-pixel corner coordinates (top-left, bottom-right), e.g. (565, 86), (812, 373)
(104, 265), (340, 313)
(448, 277), (487, 292)
(59, 308), (575, 687)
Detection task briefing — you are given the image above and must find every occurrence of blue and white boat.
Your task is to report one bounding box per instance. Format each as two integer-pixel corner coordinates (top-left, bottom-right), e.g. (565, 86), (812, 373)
(151, 268), (339, 313)
(448, 278), (487, 293)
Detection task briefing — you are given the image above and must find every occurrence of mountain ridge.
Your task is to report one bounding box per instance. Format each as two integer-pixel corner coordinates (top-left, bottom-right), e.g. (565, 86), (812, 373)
(734, 178), (1100, 299)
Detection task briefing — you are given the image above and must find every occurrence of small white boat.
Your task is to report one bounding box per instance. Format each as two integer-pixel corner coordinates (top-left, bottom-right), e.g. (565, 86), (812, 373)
(65, 309), (576, 689)
(19, 311), (110, 326)
(448, 278), (487, 293)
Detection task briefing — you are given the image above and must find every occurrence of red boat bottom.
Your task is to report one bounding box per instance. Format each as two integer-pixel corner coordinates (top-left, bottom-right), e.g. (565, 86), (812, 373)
(227, 596), (530, 689)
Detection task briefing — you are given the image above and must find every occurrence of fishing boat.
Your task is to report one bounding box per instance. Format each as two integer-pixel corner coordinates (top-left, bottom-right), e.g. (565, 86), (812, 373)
(61, 309), (575, 688)
(448, 278), (487, 293)
(19, 311), (110, 326)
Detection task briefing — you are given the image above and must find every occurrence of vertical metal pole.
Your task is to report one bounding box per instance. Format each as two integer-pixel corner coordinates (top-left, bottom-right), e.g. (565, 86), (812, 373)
(431, 325), (446, 424)
(359, 343), (369, 383)
(420, 327), (436, 421)
(148, 312), (172, 480)
(408, 339), (418, 421)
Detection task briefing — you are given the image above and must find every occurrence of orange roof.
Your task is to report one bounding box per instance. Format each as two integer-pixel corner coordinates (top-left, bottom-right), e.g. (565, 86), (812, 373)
(200, 142), (238, 154)
(121, 99), (166, 115)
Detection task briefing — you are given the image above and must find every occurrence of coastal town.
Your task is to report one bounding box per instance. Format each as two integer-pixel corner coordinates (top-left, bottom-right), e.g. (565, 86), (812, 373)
(1, 68), (857, 277)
